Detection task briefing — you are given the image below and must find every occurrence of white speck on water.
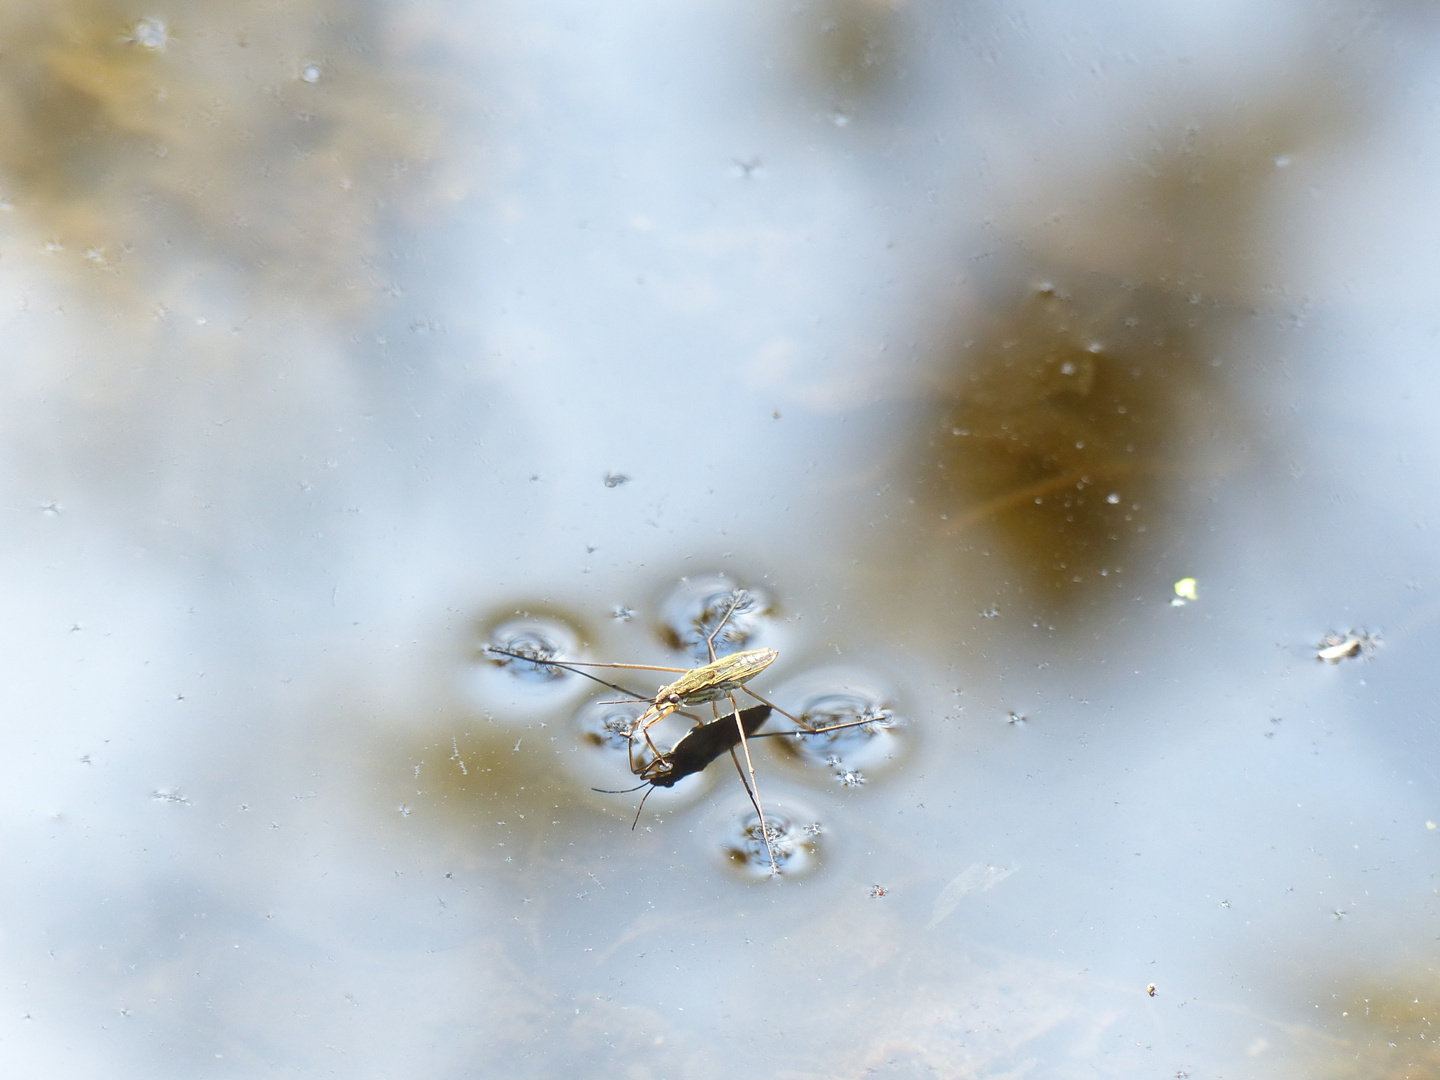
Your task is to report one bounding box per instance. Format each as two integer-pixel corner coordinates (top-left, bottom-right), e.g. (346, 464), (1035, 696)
(130, 18), (168, 50)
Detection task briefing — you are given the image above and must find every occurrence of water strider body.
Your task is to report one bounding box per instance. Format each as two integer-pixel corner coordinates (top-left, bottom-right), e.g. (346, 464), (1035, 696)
(484, 639), (779, 759)
(629, 647), (777, 751)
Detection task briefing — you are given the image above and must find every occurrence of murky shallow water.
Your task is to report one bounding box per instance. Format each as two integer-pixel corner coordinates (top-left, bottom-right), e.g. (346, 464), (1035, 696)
(4, 1), (1440, 1076)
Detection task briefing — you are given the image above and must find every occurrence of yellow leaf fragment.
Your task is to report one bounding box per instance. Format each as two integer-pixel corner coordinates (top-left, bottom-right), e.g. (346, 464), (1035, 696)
(1171, 577), (1198, 605)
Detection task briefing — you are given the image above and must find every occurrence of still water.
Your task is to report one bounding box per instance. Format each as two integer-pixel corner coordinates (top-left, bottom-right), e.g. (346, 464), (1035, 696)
(3, 1), (1440, 1076)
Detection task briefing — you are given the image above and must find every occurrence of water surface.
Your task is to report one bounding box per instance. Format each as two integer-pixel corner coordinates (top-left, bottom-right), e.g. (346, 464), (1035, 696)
(3, 1), (1440, 1076)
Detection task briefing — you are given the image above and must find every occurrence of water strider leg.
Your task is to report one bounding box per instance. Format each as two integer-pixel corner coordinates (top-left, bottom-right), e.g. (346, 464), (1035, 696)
(705, 594), (781, 875)
(626, 590), (757, 762)
(702, 592), (745, 664)
(725, 687), (780, 875)
(736, 686), (814, 731)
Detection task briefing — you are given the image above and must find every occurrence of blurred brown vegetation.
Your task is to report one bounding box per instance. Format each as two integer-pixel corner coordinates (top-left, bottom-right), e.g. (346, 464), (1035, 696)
(0, 0), (456, 317)
(915, 271), (1234, 601)
(900, 81), (1362, 614)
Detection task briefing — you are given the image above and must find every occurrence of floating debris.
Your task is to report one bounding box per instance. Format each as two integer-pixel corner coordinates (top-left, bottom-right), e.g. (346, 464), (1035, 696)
(825, 755), (866, 787)
(1316, 630), (1379, 664)
(1171, 577), (1198, 606)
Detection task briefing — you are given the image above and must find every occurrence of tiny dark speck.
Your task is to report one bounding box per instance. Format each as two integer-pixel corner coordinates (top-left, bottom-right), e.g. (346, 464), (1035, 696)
(603, 472), (630, 488)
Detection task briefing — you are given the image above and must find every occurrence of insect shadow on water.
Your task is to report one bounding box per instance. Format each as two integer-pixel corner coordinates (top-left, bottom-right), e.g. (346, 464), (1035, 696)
(485, 593), (875, 875)
(592, 704), (775, 825)
(593, 704), (884, 821)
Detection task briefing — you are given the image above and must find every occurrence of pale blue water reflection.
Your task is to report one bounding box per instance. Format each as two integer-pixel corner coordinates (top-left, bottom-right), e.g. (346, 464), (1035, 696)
(3, 1), (1440, 1077)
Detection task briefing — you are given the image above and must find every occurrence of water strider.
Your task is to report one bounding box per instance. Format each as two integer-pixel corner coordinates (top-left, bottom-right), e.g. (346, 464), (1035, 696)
(486, 593), (789, 869)
(485, 592), (869, 875)
(592, 702), (895, 871)
(483, 635), (784, 756)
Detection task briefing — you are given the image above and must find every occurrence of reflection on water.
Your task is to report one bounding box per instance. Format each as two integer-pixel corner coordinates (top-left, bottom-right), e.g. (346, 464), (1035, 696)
(878, 85), (1365, 626)
(792, 0), (901, 106)
(0, 0), (453, 315)
(3, 0), (1440, 1076)
(654, 575), (776, 661)
(914, 271), (1237, 605)
(473, 606), (592, 700)
(720, 807), (823, 878)
(767, 665), (904, 780)
(0, 0), (466, 549)
(1309, 975), (1440, 1079)
(1011, 84), (1362, 303)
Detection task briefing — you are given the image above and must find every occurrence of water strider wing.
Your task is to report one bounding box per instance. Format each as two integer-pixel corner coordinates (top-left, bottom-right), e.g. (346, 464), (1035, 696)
(655, 648), (778, 707)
